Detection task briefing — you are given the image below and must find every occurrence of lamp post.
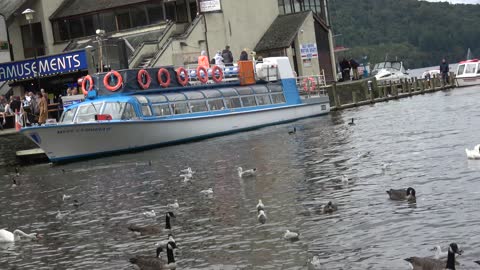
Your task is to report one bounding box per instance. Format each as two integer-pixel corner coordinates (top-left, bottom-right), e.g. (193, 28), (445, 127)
(95, 29), (105, 72)
(22, 8), (41, 92)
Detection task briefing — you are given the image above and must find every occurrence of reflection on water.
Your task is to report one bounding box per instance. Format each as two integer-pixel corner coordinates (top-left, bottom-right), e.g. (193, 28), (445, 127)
(2, 86), (480, 269)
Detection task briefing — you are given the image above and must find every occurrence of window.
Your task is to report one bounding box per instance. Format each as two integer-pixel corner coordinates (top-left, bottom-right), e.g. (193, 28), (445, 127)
(83, 15), (97, 36)
(208, 99), (225, 110)
(103, 102), (125, 119)
(61, 107), (77, 123)
(116, 10), (131, 30)
(122, 103), (137, 120)
(236, 87), (254, 95)
(53, 20), (69, 42)
(225, 97), (241, 108)
(184, 91), (205, 100)
(21, 23), (45, 58)
(142, 105), (152, 116)
(457, 65), (465, 76)
(165, 93), (187, 101)
(172, 103), (190, 114)
(271, 93), (286, 104)
(152, 104), (172, 116)
(251, 85), (269, 94)
(219, 88), (239, 97)
(147, 95), (168, 103)
(201, 90), (222, 98)
(69, 17), (84, 39)
(189, 101), (208, 113)
(131, 6), (148, 27)
(147, 3), (165, 24)
(241, 96), (257, 107)
(176, 0), (188, 23)
(76, 102), (103, 122)
(267, 84), (283, 92)
(99, 11), (116, 33)
(256, 95), (272, 106)
(465, 64), (476, 74)
(278, 0), (286, 14)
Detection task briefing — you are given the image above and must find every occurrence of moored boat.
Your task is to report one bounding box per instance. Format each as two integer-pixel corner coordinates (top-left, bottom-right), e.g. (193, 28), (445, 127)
(455, 59), (480, 87)
(19, 57), (330, 163)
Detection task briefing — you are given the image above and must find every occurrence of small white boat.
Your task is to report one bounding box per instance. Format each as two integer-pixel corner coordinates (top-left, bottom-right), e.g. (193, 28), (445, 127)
(455, 59), (480, 87)
(372, 61), (409, 83)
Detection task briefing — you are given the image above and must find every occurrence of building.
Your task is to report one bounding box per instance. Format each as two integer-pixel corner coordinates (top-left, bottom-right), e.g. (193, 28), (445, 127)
(0, 0), (335, 98)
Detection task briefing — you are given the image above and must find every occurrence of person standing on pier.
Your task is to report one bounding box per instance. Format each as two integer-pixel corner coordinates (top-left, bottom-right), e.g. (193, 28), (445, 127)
(222, 45), (234, 66)
(440, 58), (449, 85)
(38, 93), (48, 125)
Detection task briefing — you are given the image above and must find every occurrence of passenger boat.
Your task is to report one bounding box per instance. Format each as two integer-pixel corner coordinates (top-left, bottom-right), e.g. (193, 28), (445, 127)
(455, 59), (480, 87)
(19, 57), (330, 162)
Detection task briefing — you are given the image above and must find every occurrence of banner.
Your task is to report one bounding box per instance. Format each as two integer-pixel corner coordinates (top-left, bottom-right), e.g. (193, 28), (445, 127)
(199, 0), (222, 13)
(0, 50), (88, 82)
(300, 43), (318, 59)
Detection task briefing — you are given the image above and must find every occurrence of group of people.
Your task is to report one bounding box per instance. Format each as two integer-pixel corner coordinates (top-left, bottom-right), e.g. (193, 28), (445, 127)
(198, 46), (250, 69)
(339, 57), (360, 81)
(0, 89), (49, 130)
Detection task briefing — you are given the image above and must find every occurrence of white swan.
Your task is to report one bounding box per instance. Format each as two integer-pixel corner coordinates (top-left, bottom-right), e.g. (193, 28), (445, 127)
(167, 199), (179, 209)
(0, 229), (41, 242)
(237, 167), (257, 177)
(143, 210), (156, 218)
(283, 230), (300, 241)
(466, 144), (480, 159)
(256, 199), (264, 211)
(431, 245), (448, 259)
(257, 210), (267, 224)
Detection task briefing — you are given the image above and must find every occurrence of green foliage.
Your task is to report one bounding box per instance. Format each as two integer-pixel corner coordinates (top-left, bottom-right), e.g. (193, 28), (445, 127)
(329, 0), (480, 68)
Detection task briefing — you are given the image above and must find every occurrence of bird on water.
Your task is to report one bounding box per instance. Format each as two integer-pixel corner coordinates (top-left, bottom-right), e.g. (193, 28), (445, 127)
(405, 243), (462, 270)
(386, 187), (416, 202)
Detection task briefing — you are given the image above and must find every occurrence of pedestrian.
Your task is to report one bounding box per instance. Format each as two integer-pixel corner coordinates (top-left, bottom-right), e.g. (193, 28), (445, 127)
(222, 45), (234, 66)
(71, 87), (78, 95)
(29, 92), (39, 124)
(239, 50), (248, 61)
(198, 50), (210, 69)
(0, 95), (7, 129)
(10, 96), (21, 114)
(339, 58), (351, 81)
(440, 58), (449, 85)
(214, 51), (224, 67)
(349, 58), (359, 80)
(66, 87), (72, 96)
(38, 93), (48, 125)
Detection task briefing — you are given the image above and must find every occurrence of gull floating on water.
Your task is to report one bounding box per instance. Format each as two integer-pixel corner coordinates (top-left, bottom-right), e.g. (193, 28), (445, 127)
(237, 167), (257, 177)
(143, 210), (156, 218)
(56, 210), (70, 220)
(200, 188), (213, 195)
(167, 199), (179, 209)
(180, 167), (194, 174)
(341, 174), (349, 183)
(0, 229), (42, 242)
(466, 144), (480, 159)
(256, 199), (264, 211)
(257, 210), (267, 224)
(62, 194), (71, 201)
(284, 230), (300, 241)
(431, 245), (448, 259)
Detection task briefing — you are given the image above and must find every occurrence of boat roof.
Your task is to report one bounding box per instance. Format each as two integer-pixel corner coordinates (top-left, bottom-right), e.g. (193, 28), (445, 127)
(459, 59), (479, 64)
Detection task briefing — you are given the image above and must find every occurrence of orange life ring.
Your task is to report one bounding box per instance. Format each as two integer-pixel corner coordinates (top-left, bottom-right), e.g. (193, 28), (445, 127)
(302, 77), (316, 92)
(176, 67), (189, 86)
(157, 68), (171, 88)
(196, 66), (208, 84)
(211, 65), (224, 83)
(137, 69), (151, 89)
(81, 75), (94, 95)
(103, 70), (123, 92)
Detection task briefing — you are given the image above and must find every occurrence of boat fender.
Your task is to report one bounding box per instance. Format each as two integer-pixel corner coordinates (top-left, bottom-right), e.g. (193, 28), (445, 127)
(157, 68), (171, 88)
(176, 67), (189, 86)
(81, 75), (94, 95)
(197, 66), (209, 84)
(103, 70), (123, 92)
(302, 77), (316, 92)
(137, 69), (151, 89)
(211, 65), (224, 83)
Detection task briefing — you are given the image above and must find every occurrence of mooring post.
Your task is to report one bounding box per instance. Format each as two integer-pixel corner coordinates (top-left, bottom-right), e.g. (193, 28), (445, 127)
(332, 82), (339, 108)
(352, 91), (357, 105)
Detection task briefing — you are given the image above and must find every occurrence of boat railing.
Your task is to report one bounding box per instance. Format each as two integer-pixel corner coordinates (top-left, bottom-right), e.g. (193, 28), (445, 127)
(182, 64), (240, 85)
(296, 71), (328, 97)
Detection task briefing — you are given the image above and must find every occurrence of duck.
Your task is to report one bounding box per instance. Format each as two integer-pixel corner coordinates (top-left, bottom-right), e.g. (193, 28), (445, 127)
(130, 241), (177, 270)
(387, 187), (416, 202)
(200, 188), (213, 195)
(62, 194), (71, 201)
(257, 210), (267, 224)
(143, 210), (156, 218)
(288, 127), (296, 134)
(256, 199), (265, 211)
(405, 243), (462, 270)
(237, 167), (257, 177)
(466, 144), (480, 159)
(129, 212), (176, 235)
(431, 245), (448, 259)
(0, 229), (42, 242)
(11, 177), (17, 188)
(179, 172), (193, 180)
(167, 199), (179, 209)
(348, 118), (355, 126)
(283, 230), (300, 241)
(321, 201), (338, 214)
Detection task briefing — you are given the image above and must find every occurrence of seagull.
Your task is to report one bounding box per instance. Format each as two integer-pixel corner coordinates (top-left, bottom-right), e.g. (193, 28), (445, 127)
(431, 245), (447, 259)
(180, 167), (194, 174)
(237, 167), (257, 177)
(200, 188), (213, 195)
(257, 210), (267, 224)
(143, 210), (156, 218)
(167, 199), (179, 209)
(256, 199), (265, 211)
(180, 172), (193, 180)
(382, 162), (392, 171)
(466, 144), (480, 159)
(283, 230), (300, 241)
(56, 210), (70, 220)
(62, 194), (71, 201)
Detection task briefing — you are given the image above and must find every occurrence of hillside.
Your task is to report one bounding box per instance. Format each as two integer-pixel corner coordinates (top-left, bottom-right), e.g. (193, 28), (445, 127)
(329, 0), (480, 68)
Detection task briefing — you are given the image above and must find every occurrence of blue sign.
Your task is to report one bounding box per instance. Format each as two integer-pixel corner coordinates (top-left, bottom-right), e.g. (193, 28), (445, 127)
(0, 50), (88, 82)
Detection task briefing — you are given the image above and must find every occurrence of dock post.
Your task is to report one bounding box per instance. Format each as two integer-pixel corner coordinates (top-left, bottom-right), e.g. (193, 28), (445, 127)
(352, 91), (357, 105)
(388, 81), (392, 98)
(401, 79), (406, 94)
(432, 76), (436, 91)
(332, 83), (340, 108)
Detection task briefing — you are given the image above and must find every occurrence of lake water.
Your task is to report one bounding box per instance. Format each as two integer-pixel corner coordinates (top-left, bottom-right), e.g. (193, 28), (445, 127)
(2, 85), (480, 269)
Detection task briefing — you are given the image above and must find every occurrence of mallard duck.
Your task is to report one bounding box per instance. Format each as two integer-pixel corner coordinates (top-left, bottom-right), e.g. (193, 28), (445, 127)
(237, 167), (257, 177)
(466, 144), (480, 159)
(321, 201), (338, 214)
(128, 212), (175, 235)
(257, 210), (267, 224)
(0, 229), (42, 242)
(283, 230), (300, 241)
(256, 199), (264, 211)
(386, 187), (416, 202)
(405, 243), (462, 270)
(130, 241), (177, 269)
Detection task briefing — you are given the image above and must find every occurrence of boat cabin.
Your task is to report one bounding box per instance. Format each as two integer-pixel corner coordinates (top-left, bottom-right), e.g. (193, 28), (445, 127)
(456, 59), (480, 77)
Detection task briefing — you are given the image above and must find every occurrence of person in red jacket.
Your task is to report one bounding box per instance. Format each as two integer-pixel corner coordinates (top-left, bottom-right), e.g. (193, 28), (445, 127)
(198, 50), (210, 69)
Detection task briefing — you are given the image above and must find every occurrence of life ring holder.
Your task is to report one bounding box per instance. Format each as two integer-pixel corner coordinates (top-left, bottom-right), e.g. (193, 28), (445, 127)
(103, 70), (123, 92)
(137, 69), (151, 89)
(302, 77), (316, 92)
(211, 65), (224, 83)
(196, 66), (209, 84)
(157, 68), (171, 88)
(81, 75), (94, 95)
(176, 67), (189, 86)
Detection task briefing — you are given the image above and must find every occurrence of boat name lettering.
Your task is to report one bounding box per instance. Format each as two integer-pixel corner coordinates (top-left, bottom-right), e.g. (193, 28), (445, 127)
(57, 127), (111, 134)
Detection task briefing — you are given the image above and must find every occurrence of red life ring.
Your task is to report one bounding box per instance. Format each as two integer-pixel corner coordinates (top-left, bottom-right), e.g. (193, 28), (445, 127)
(81, 75), (94, 95)
(137, 69), (151, 89)
(103, 70), (123, 92)
(196, 66), (208, 84)
(176, 67), (189, 86)
(302, 77), (316, 92)
(157, 68), (171, 88)
(211, 65), (224, 83)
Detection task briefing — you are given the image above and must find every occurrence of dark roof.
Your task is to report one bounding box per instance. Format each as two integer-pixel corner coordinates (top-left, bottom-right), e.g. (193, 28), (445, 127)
(50, 0), (149, 19)
(0, 0), (28, 21)
(254, 11), (310, 52)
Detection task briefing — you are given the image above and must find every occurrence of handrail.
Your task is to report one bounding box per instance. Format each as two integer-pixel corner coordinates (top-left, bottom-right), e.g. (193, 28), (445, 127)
(128, 21), (175, 65)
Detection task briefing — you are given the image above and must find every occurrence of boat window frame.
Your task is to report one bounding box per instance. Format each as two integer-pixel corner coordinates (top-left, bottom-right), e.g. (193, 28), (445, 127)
(189, 100), (209, 113)
(225, 96), (242, 109)
(75, 101), (105, 123)
(457, 64), (465, 75)
(271, 93), (286, 104)
(240, 95), (257, 107)
(201, 89), (222, 98)
(236, 86), (254, 95)
(164, 92), (188, 101)
(255, 94), (272, 106)
(218, 88), (240, 97)
(465, 63), (477, 74)
(171, 102), (191, 115)
(146, 94), (168, 103)
(267, 84), (283, 93)
(60, 107), (77, 123)
(121, 103), (138, 120)
(151, 103), (172, 116)
(251, 85), (269, 94)
(184, 91), (206, 100)
(207, 98), (226, 111)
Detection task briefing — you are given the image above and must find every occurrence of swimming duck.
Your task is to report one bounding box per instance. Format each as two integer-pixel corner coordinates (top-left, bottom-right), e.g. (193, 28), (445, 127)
(386, 187), (416, 202)
(200, 188), (213, 195)
(466, 144), (480, 159)
(143, 210), (156, 218)
(321, 201), (338, 214)
(167, 199), (179, 209)
(256, 199), (265, 211)
(405, 243), (462, 270)
(130, 241), (177, 270)
(0, 229), (42, 242)
(283, 230), (300, 241)
(431, 245), (448, 259)
(237, 167), (257, 177)
(348, 118), (355, 126)
(128, 212), (176, 235)
(288, 127), (296, 134)
(257, 210), (267, 224)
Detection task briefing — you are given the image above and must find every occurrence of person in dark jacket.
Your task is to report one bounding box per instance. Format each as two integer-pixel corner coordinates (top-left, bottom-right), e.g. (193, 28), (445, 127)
(350, 58), (359, 80)
(239, 50), (248, 61)
(339, 58), (351, 81)
(440, 58), (449, 85)
(222, 45), (234, 66)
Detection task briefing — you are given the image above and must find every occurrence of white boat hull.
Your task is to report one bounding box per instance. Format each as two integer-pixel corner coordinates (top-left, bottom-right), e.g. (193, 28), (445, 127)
(456, 75), (480, 87)
(21, 102), (329, 162)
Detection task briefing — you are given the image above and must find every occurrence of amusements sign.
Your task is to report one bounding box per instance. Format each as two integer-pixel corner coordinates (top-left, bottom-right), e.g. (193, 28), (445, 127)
(300, 43), (318, 59)
(0, 50), (88, 82)
(199, 0), (222, 13)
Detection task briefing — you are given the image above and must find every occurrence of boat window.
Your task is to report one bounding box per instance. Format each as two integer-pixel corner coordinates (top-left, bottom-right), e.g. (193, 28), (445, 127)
(135, 96), (149, 104)
(147, 95), (168, 103)
(465, 63), (476, 74)
(184, 91), (205, 100)
(271, 93), (286, 104)
(477, 65), (480, 74)
(102, 102), (125, 120)
(189, 100), (208, 113)
(141, 105), (152, 116)
(121, 103), (137, 120)
(208, 99), (225, 110)
(165, 93), (187, 101)
(76, 102), (103, 123)
(267, 84), (283, 92)
(241, 96), (257, 107)
(457, 65), (465, 75)
(152, 104), (172, 116)
(201, 89), (222, 98)
(60, 107), (77, 123)
(256, 94), (272, 106)
(225, 97), (241, 108)
(236, 86), (254, 95)
(171, 102), (190, 115)
(219, 88), (239, 97)
(380, 73), (391, 78)
(251, 85), (269, 94)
